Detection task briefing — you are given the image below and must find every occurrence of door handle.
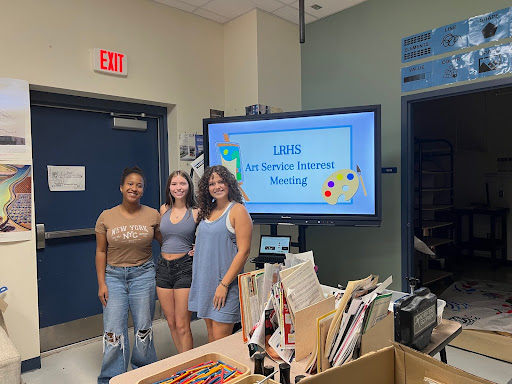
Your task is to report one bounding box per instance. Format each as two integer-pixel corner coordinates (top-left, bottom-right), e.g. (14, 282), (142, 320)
(45, 228), (96, 239)
(35, 225), (96, 249)
(36, 223), (45, 250)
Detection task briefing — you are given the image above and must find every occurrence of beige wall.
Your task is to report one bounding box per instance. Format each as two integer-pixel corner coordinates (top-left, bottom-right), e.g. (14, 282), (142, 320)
(0, 0), (225, 362)
(224, 10), (259, 117)
(257, 10), (301, 112)
(0, 1), (302, 363)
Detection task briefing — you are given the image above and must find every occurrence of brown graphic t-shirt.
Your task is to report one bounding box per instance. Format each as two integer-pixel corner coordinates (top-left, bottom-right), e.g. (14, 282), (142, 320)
(95, 205), (161, 267)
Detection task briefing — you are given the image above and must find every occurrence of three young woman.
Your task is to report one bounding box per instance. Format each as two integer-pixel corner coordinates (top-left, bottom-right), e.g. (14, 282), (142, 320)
(95, 164), (252, 381)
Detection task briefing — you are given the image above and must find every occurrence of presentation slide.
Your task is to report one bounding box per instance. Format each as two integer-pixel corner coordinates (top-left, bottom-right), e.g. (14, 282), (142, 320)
(207, 112), (376, 215)
(259, 236), (291, 254)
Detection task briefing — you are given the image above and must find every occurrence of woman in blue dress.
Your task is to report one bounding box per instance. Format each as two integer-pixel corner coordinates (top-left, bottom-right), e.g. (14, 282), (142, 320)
(188, 165), (253, 342)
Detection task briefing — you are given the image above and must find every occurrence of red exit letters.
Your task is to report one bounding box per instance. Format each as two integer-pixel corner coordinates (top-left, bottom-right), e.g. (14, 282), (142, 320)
(92, 48), (128, 76)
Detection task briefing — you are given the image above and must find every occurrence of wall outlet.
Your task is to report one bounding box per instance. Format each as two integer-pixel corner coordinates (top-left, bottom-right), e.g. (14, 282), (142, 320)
(499, 189), (504, 198)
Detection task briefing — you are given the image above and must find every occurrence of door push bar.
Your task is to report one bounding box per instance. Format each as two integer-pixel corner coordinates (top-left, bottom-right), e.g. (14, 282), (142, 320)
(36, 224), (95, 249)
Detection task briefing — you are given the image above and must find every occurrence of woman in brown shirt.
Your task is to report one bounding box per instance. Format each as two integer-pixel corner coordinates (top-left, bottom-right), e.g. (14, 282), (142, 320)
(95, 166), (161, 384)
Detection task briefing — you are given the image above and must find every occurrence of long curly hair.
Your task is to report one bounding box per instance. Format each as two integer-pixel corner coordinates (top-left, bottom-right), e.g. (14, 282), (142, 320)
(164, 170), (197, 209)
(197, 165), (243, 221)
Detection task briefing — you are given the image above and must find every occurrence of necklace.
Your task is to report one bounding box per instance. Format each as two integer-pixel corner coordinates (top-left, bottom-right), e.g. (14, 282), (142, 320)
(173, 209), (186, 218)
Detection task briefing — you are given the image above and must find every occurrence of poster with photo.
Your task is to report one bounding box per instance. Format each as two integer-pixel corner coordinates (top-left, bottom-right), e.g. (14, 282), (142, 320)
(0, 78), (30, 155)
(0, 163), (32, 242)
(179, 133), (196, 161)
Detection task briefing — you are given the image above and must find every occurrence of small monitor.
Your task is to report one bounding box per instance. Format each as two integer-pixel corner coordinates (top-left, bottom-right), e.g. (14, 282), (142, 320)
(259, 235), (291, 255)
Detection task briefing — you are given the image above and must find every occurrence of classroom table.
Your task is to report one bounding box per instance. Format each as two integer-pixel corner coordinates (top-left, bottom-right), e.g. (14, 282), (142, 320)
(110, 319), (462, 383)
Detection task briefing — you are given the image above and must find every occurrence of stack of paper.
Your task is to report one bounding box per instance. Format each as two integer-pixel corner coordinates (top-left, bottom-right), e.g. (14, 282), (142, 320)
(239, 253), (327, 364)
(304, 275), (393, 373)
(238, 269), (267, 343)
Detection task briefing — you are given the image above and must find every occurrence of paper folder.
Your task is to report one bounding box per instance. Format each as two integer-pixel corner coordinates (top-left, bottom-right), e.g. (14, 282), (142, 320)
(294, 294), (335, 361)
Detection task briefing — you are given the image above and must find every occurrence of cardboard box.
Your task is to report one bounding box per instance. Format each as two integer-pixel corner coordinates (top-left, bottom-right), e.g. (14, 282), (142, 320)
(360, 311), (394, 356)
(301, 343), (494, 384)
(450, 329), (512, 364)
(136, 353), (249, 384)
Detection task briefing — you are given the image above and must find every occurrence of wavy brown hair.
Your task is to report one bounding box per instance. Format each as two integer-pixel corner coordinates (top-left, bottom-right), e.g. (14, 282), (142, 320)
(197, 165), (243, 221)
(164, 170), (197, 210)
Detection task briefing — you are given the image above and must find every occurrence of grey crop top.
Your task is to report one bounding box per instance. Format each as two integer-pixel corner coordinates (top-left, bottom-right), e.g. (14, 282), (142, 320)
(160, 208), (197, 254)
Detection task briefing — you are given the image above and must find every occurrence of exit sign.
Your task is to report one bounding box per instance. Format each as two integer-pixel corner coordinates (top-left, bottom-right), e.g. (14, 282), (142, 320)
(92, 48), (127, 76)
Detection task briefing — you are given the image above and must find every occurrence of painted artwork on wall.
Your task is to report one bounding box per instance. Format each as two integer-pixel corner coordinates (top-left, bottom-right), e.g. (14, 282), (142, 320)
(0, 163), (32, 242)
(0, 78), (30, 155)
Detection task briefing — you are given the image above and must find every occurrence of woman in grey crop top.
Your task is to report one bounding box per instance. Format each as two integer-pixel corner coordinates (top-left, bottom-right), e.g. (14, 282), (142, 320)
(156, 170), (198, 353)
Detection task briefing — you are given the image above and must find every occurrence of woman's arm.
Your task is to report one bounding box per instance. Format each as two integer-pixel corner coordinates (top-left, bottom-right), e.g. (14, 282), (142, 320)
(154, 228), (163, 246)
(213, 203), (253, 310)
(95, 232), (109, 307)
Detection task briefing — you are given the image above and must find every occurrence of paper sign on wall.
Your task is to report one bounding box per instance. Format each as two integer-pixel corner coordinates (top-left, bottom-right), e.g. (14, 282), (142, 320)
(401, 62), (433, 92)
(472, 44), (511, 79)
(468, 8), (511, 46)
(47, 166), (85, 191)
(432, 52), (474, 87)
(431, 20), (469, 56)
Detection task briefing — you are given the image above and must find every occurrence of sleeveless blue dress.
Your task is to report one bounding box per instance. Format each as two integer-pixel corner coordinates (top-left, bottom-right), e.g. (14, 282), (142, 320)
(188, 203), (241, 323)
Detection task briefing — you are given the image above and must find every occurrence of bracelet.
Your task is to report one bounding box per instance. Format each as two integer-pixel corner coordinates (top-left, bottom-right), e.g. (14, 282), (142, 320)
(219, 281), (229, 288)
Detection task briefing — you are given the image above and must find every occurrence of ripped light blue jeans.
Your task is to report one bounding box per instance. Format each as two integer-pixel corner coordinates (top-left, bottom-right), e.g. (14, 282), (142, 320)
(98, 259), (157, 384)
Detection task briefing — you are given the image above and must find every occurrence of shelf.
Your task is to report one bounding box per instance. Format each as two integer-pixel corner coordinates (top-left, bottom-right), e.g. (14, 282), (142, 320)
(422, 170), (453, 174)
(421, 221), (453, 230)
(422, 269), (453, 286)
(417, 204), (453, 211)
(423, 237), (454, 247)
(419, 187), (452, 192)
(459, 238), (506, 251)
(421, 151), (452, 158)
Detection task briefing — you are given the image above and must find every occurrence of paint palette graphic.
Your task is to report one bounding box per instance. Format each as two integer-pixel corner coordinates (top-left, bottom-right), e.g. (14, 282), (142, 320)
(321, 169), (360, 205)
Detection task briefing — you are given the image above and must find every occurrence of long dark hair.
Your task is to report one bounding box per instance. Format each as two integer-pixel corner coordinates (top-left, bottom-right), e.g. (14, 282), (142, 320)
(197, 165), (243, 221)
(120, 166), (146, 187)
(164, 170), (197, 209)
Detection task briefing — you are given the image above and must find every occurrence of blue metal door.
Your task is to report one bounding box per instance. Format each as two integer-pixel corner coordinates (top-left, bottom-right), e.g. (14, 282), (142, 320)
(31, 92), (167, 349)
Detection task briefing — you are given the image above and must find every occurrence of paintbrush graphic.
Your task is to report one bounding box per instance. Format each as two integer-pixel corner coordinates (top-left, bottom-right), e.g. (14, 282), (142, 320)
(356, 164), (367, 196)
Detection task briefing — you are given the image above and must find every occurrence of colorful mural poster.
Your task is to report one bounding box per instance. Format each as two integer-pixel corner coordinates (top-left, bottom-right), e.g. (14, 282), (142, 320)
(0, 163), (32, 242)
(0, 78), (30, 155)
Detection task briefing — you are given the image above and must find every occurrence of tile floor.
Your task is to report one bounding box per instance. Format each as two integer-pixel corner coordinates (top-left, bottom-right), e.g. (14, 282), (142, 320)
(21, 318), (512, 384)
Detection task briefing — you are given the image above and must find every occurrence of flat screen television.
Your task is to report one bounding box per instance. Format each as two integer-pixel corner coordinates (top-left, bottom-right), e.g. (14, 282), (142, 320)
(203, 105), (381, 226)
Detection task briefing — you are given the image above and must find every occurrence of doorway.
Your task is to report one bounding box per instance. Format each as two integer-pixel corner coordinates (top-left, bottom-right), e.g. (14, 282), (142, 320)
(31, 91), (168, 351)
(402, 77), (512, 294)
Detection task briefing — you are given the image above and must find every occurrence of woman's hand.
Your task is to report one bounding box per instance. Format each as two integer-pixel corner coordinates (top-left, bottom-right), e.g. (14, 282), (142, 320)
(213, 283), (228, 310)
(188, 244), (195, 257)
(98, 283), (109, 307)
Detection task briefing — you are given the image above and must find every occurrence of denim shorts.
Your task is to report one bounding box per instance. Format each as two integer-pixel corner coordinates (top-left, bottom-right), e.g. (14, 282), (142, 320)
(155, 254), (193, 289)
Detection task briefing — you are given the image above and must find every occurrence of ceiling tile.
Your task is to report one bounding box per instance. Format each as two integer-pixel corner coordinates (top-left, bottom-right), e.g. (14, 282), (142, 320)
(272, 4), (317, 24)
(277, 0), (296, 4)
(290, 0), (366, 19)
(202, 0), (256, 20)
(154, 0), (197, 12)
(193, 7), (229, 23)
(179, 0), (211, 6)
(250, 0), (284, 13)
